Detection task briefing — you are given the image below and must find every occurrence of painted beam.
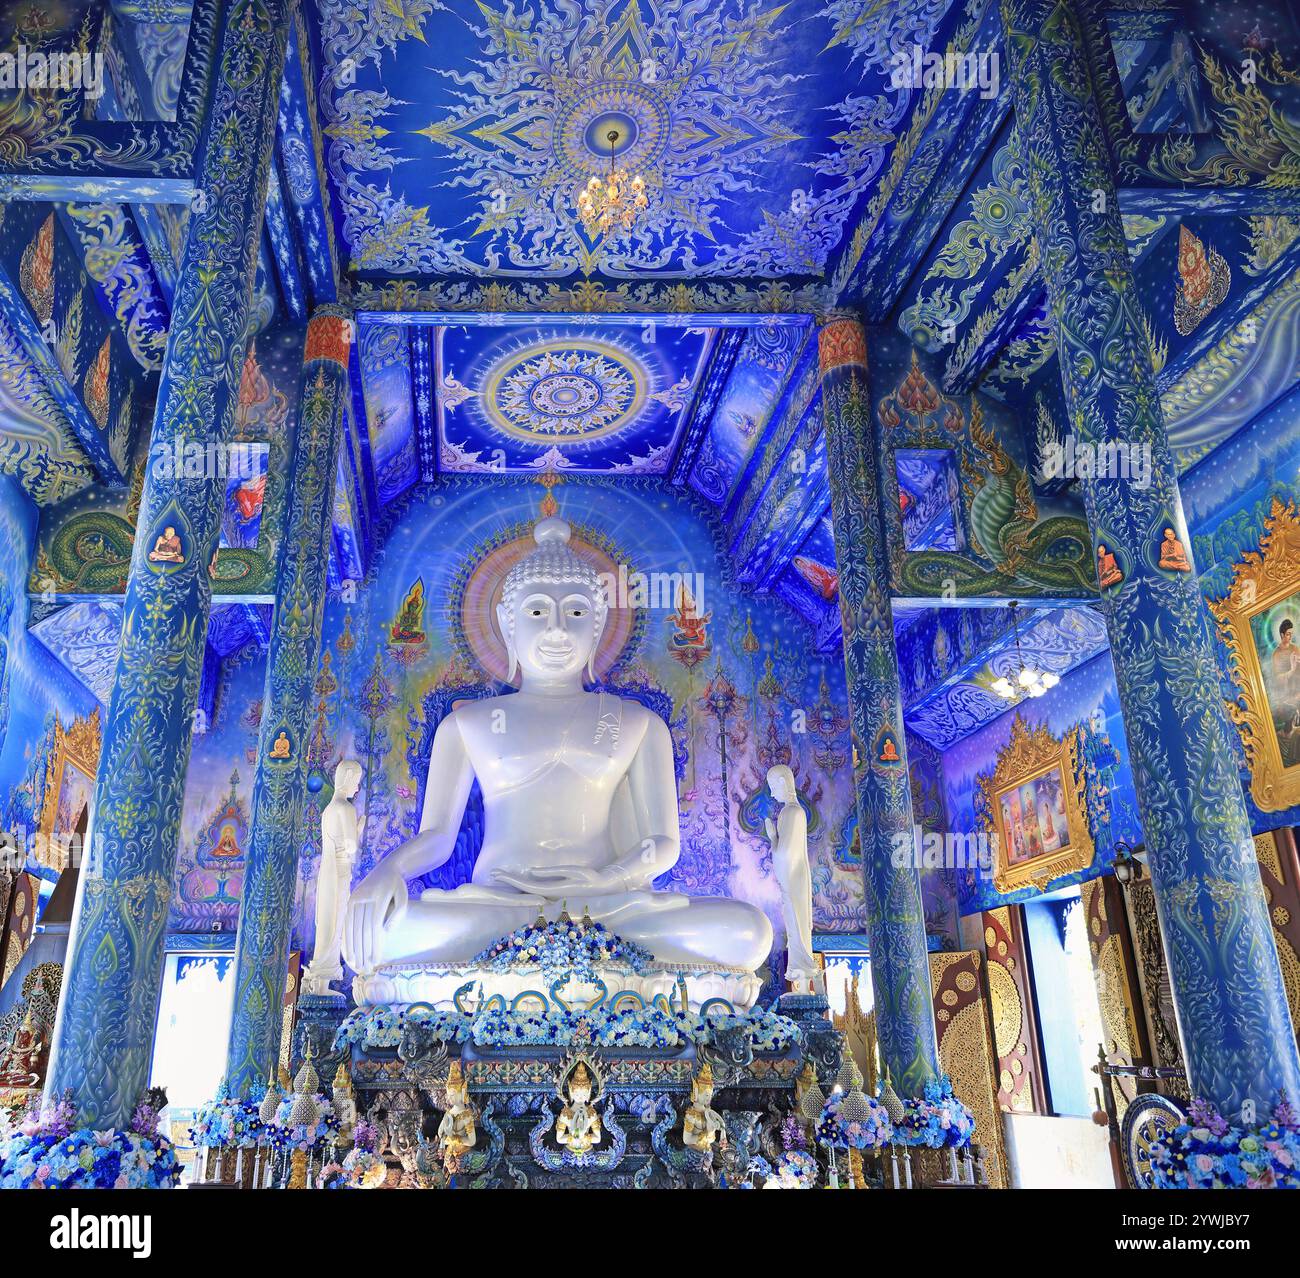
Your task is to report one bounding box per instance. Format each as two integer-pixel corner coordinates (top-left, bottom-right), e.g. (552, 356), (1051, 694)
(669, 325), (745, 485)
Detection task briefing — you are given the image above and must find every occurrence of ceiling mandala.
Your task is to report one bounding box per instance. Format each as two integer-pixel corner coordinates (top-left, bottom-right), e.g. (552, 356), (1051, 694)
(435, 321), (713, 474)
(486, 338), (645, 442)
(316, 0), (953, 280)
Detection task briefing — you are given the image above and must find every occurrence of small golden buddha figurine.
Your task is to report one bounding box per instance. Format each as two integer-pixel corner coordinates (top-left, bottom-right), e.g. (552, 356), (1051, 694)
(269, 730), (291, 760)
(555, 1062), (602, 1155)
(682, 1062), (727, 1154)
(1158, 528), (1191, 572)
(148, 525), (184, 564)
(1097, 544), (1123, 590)
(0, 1006), (47, 1088)
(436, 1061), (477, 1173)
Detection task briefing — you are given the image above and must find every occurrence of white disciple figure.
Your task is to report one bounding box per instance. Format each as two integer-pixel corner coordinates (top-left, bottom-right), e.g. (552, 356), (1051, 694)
(766, 764), (819, 994)
(342, 514), (772, 974)
(304, 759), (364, 997)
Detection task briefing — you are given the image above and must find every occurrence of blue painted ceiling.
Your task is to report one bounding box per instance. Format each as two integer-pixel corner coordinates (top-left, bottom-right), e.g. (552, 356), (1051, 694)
(3, 0), (1300, 762)
(313, 0), (966, 292)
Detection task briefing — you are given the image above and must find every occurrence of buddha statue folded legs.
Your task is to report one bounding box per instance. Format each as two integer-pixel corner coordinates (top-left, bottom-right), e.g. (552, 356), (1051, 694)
(342, 515), (773, 990)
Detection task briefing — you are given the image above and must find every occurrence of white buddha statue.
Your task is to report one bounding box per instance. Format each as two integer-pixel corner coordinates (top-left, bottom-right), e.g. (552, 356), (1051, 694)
(343, 515), (772, 975)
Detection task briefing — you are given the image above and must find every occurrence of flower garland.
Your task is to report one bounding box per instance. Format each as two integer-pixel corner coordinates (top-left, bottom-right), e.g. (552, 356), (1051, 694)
(335, 1004), (471, 1051)
(1149, 1096), (1300, 1189)
(1, 1095), (181, 1190)
(472, 918), (654, 982)
(893, 1076), (975, 1149)
(763, 1149), (818, 1189)
(693, 1006), (802, 1053)
(336, 1001), (800, 1054)
(190, 1083), (267, 1149)
(816, 1092), (893, 1150)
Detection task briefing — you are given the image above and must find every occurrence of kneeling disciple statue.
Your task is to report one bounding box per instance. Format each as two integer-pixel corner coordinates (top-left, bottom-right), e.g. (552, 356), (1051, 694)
(343, 515), (772, 979)
(304, 759), (363, 997)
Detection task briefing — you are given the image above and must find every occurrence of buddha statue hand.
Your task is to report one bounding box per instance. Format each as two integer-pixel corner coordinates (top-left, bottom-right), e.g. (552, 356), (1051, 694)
(345, 861), (410, 972)
(491, 834), (677, 900)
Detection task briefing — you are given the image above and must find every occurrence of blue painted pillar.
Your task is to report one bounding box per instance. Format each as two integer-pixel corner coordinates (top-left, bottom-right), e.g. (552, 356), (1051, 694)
(820, 316), (939, 1096)
(1002, 0), (1300, 1117)
(225, 307), (353, 1096)
(43, 0), (292, 1130)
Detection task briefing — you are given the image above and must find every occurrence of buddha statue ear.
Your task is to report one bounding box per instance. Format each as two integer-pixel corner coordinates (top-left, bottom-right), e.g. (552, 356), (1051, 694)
(585, 611), (604, 685)
(497, 602), (518, 684)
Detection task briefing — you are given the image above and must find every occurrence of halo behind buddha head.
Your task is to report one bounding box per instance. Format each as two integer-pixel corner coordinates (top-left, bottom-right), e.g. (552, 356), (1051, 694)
(498, 516), (609, 682)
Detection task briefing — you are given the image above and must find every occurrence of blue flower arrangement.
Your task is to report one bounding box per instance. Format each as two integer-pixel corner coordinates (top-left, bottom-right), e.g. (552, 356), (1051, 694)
(816, 1092), (893, 1150)
(1, 1095), (181, 1190)
(893, 1075), (975, 1149)
(190, 1082), (267, 1149)
(1149, 1095), (1300, 1189)
(472, 917), (655, 982)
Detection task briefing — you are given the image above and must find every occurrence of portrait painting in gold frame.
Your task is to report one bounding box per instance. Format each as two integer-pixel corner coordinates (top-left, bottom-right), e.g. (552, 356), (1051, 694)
(1210, 498), (1300, 812)
(978, 713), (1094, 895)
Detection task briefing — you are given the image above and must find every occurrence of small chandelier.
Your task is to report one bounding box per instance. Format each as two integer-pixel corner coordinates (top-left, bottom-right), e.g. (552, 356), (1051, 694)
(990, 601), (1060, 701)
(576, 127), (648, 237)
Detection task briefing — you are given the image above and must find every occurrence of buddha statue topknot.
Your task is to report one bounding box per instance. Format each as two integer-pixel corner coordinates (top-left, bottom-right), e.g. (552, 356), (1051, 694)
(343, 514), (773, 991)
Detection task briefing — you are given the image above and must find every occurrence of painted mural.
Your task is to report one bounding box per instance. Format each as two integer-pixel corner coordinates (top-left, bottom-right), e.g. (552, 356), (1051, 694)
(941, 651), (1141, 915)
(281, 475), (867, 963)
(0, 474), (101, 881)
(30, 321), (305, 599)
(869, 331), (1096, 601)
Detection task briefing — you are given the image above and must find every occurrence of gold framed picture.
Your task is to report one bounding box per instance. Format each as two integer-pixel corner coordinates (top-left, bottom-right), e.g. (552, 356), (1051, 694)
(37, 709), (101, 871)
(978, 713), (1094, 895)
(1210, 498), (1300, 812)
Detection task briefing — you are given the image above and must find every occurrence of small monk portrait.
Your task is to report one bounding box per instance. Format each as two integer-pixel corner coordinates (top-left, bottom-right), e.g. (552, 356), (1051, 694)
(148, 525), (184, 564)
(1097, 544), (1122, 590)
(1157, 528), (1191, 572)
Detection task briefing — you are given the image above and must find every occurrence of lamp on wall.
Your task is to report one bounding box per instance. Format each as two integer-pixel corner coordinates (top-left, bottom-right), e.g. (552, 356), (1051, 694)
(990, 601), (1061, 701)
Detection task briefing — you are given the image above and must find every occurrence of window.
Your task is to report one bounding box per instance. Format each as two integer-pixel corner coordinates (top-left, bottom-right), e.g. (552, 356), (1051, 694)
(1023, 888), (1106, 1117)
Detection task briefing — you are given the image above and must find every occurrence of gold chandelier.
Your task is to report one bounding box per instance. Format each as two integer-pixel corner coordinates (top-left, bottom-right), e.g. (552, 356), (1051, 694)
(576, 128), (648, 237)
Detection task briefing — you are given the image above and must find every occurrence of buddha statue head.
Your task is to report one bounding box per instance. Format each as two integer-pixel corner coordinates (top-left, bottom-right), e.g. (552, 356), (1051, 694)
(498, 516), (608, 685)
